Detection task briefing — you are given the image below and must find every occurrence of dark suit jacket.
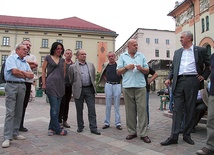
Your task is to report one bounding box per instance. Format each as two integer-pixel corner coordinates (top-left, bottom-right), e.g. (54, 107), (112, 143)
(167, 45), (210, 92)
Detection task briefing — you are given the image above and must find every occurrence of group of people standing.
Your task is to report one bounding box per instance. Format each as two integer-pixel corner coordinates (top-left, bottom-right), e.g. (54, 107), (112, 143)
(2, 30), (214, 154)
(41, 42), (101, 136)
(100, 31), (214, 155)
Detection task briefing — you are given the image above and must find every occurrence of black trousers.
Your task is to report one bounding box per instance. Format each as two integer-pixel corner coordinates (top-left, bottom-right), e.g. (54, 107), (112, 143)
(20, 82), (31, 128)
(58, 84), (72, 123)
(194, 99), (207, 127)
(170, 76), (199, 140)
(74, 86), (97, 131)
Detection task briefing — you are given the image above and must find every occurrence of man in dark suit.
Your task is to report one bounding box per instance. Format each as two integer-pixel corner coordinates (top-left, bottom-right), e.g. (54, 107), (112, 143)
(68, 49), (101, 135)
(160, 31), (210, 146)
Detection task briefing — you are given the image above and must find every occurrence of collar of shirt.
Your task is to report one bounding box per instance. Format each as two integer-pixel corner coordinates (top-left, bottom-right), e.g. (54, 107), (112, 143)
(79, 62), (86, 66)
(124, 51), (140, 58)
(14, 54), (26, 62)
(184, 45), (194, 51)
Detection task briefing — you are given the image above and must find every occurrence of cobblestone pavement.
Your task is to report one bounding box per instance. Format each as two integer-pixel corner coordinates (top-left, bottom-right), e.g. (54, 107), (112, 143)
(0, 93), (207, 155)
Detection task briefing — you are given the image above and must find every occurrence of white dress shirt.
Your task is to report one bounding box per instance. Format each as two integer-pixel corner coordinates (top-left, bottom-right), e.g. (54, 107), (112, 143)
(179, 45), (197, 75)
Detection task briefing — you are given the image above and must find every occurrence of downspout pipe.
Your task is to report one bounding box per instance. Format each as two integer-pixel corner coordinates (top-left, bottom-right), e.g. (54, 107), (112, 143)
(189, 0), (196, 44)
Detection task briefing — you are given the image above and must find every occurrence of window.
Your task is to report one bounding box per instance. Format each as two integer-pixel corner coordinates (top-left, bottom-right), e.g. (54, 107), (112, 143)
(76, 41), (82, 49)
(166, 39), (170, 45)
(1, 55), (8, 65)
(166, 50), (170, 58)
(201, 18), (205, 33)
(155, 50), (159, 57)
(42, 39), (48, 48)
(41, 56), (45, 66)
(155, 39), (159, 44)
(206, 16), (209, 31)
(2, 37), (10, 46)
(57, 40), (63, 44)
(146, 38), (150, 44)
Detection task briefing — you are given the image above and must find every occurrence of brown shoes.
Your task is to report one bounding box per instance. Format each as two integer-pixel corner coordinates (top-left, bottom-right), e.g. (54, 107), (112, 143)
(141, 136), (151, 143)
(196, 147), (214, 155)
(126, 134), (137, 140)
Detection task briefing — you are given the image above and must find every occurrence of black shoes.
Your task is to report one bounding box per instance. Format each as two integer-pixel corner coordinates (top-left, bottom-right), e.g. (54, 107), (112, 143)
(160, 137), (194, 145)
(102, 125), (122, 130)
(183, 137), (194, 145)
(102, 125), (110, 129)
(77, 128), (83, 133)
(91, 130), (101, 135)
(63, 121), (70, 128)
(191, 127), (196, 133)
(160, 138), (178, 146)
(19, 127), (28, 132)
(77, 128), (101, 135)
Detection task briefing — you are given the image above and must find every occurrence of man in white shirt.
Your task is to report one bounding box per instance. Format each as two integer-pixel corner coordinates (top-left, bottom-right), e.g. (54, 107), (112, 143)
(161, 31), (210, 146)
(19, 40), (38, 132)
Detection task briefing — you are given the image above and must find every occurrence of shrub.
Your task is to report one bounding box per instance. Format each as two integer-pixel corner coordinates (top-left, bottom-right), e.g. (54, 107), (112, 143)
(0, 91), (5, 96)
(95, 72), (104, 93)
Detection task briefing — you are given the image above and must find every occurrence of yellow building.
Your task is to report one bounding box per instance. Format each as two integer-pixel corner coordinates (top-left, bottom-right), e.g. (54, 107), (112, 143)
(168, 0), (214, 54)
(0, 15), (118, 77)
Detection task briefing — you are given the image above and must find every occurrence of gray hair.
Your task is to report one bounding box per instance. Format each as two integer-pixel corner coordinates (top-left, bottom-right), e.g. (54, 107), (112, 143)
(76, 49), (84, 56)
(181, 31), (193, 41)
(15, 43), (26, 51)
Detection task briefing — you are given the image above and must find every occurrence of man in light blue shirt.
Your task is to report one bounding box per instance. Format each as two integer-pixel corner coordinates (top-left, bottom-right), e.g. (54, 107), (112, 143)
(117, 39), (151, 143)
(2, 43), (34, 148)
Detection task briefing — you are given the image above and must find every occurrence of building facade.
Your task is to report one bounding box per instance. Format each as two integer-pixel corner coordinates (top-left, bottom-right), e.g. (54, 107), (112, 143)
(0, 15), (118, 79)
(115, 28), (176, 91)
(168, 0), (214, 55)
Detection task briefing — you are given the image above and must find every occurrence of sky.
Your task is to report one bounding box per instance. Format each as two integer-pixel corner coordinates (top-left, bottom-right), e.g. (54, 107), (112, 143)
(0, 0), (180, 50)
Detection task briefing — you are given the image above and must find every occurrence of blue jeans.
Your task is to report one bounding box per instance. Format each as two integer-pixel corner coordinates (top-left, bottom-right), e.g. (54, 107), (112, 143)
(104, 83), (121, 126)
(47, 94), (62, 134)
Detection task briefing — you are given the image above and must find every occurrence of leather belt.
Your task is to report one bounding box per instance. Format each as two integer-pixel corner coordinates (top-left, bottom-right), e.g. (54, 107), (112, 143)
(82, 85), (92, 88)
(6, 81), (25, 84)
(107, 81), (120, 85)
(178, 75), (197, 78)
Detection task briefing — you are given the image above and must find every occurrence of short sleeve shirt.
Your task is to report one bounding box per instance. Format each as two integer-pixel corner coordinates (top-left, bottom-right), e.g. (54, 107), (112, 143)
(117, 51), (148, 88)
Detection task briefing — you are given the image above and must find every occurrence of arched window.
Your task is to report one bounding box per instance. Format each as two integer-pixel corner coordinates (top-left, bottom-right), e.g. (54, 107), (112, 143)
(206, 45), (211, 57)
(201, 18), (205, 33)
(206, 16), (209, 31)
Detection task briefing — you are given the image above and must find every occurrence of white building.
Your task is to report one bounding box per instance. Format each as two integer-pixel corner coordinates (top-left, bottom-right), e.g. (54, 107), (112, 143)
(115, 28), (175, 63)
(115, 28), (176, 91)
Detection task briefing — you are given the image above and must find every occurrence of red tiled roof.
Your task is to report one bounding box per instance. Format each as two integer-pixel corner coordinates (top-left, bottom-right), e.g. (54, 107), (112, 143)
(0, 15), (116, 34)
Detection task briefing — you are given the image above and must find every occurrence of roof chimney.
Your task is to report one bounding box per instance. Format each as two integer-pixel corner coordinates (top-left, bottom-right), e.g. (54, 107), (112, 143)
(175, 1), (179, 8)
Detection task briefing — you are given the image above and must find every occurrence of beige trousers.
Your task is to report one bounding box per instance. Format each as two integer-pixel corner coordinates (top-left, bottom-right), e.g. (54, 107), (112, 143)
(123, 87), (148, 137)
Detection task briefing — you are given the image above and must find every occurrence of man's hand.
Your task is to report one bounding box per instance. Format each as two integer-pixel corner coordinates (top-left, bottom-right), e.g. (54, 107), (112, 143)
(126, 64), (135, 70)
(27, 61), (38, 69)
(197, 75), (204, 82)
(164, 79), (171, 87)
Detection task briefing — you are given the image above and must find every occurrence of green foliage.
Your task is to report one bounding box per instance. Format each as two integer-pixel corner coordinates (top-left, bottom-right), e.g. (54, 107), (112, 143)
(95, 72), (104, 93)
(0, 91), (5, 96)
